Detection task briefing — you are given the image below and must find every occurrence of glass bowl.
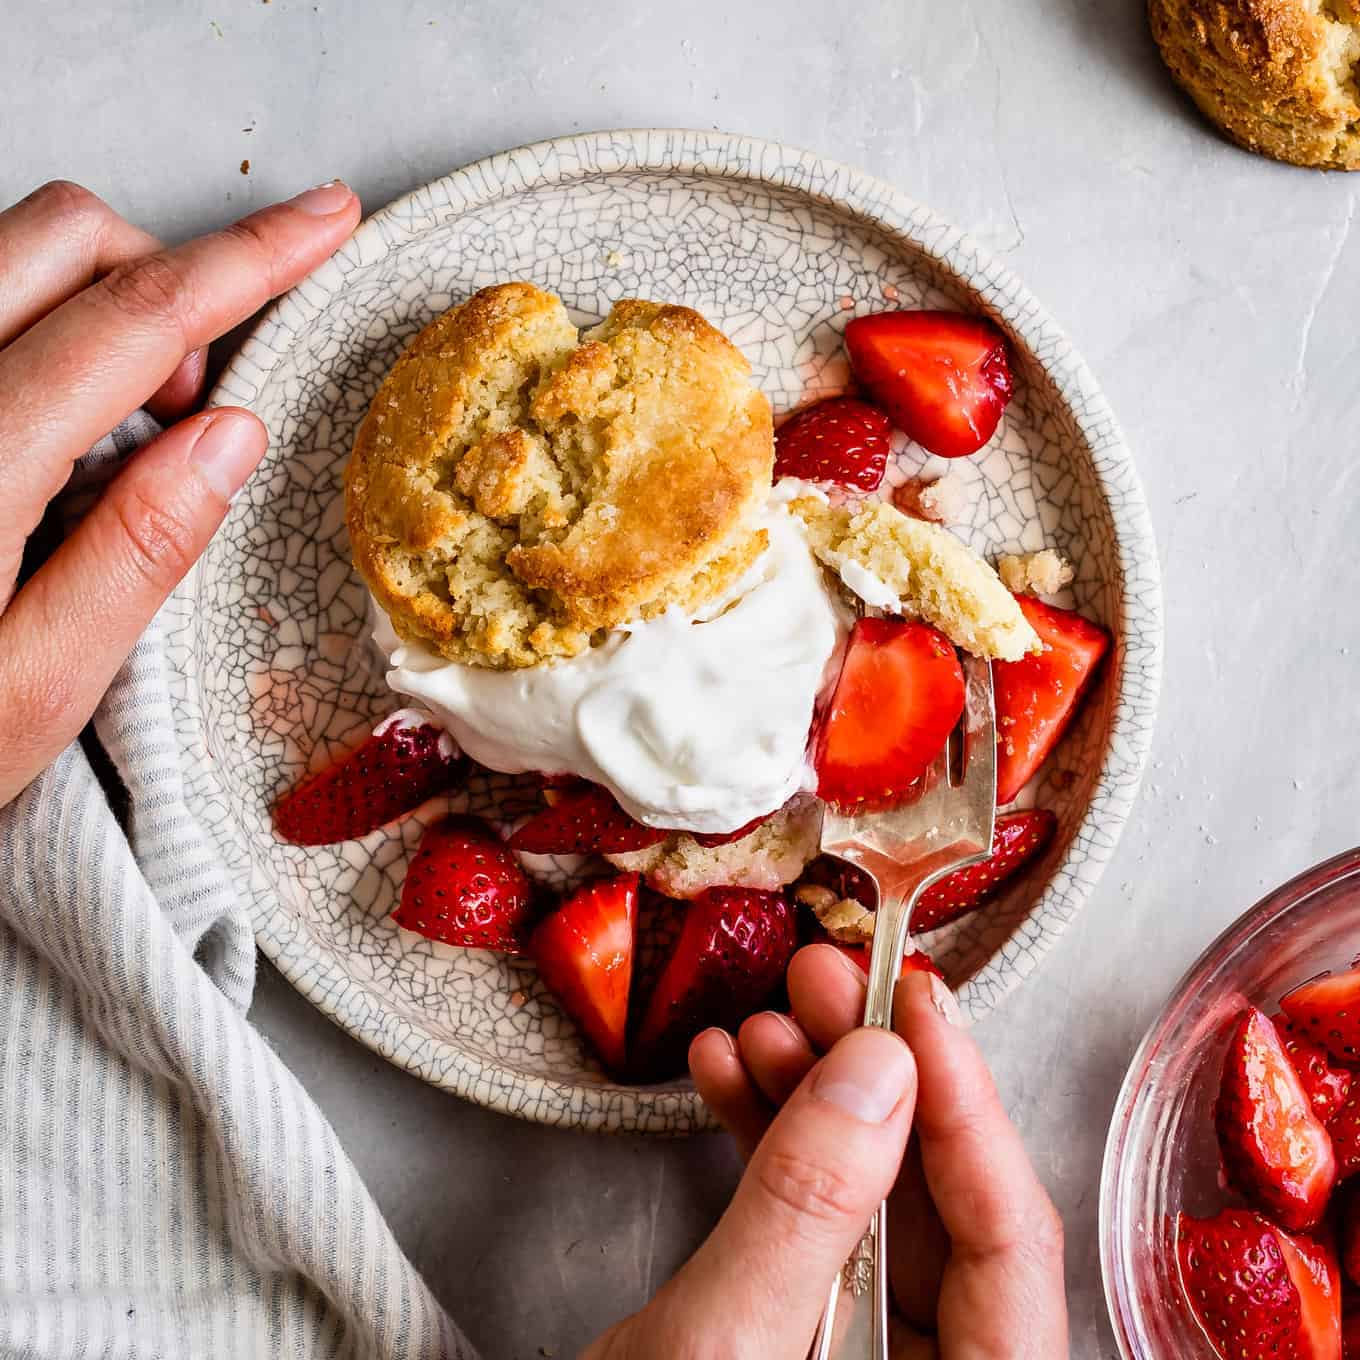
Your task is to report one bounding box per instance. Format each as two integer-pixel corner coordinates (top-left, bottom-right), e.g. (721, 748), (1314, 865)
(1100, 846), (1360, 1358)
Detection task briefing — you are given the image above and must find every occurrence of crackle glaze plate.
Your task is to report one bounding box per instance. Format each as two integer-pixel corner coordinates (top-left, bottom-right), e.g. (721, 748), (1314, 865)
(163, 130), (1162, 1134)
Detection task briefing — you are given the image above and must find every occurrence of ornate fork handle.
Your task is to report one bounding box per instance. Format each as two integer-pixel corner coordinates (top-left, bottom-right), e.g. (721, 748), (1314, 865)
(809, 857), (975, 1360)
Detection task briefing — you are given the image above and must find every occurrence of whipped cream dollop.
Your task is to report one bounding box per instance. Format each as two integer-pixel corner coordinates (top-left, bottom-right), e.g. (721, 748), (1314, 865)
(371, 500), (849, 835)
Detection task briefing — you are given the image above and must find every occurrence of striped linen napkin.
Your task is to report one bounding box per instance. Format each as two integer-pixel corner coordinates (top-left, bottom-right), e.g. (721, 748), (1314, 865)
(0, 415), (474, 1359)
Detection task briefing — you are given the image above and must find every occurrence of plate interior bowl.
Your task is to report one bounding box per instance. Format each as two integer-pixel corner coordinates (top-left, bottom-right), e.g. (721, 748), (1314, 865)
(164, 130), (1162, 1132)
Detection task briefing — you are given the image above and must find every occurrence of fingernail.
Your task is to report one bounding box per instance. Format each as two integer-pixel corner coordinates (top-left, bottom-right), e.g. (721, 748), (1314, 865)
(695, 1027), (737, 1059)
(763, 1012), (806, 1044)
(190, 413), (266, 501)
(288, 180), (353, 216)
(811, 1029), (914, 1124)
(906, 970), (963, 1025)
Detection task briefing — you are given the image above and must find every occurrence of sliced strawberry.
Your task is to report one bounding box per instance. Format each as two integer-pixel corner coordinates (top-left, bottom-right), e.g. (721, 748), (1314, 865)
(632, 887), (798, 1080)
(815, 618), (964, 811)
(1283, 970), (1360, 1066)
(1278, 1229), (1343, 1360)
(509, 783), (670, 855)
(530, 874), (638, 1073)
(1177, 1209), (1303, 1360)
(911, 809), (1057, 933)
(773, 396), (893, 491)
(1329, 1090), (1360, 1180)
(690, 811), (774, 848)
(1216, 1007), (1337, 1231)
(391, 815), (533, 953)
(994, 596), (1111, 805)
(1277, 1013), (1356, 1124)
(273, 711), (459, 844)
(832, 941), (943, 981)
(843, 310), (1014, 459)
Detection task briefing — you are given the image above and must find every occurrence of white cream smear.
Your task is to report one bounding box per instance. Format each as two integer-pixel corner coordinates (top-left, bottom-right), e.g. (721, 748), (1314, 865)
(371, 497), (849, 836)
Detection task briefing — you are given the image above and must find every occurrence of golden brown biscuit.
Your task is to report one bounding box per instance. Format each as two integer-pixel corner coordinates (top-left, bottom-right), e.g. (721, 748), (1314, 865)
(346, 283), (773, 668)
(1149, 0), (1360, 169)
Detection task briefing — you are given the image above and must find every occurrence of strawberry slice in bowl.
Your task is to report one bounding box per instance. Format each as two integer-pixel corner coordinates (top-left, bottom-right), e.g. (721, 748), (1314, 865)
(508, 782), (670, 856)
(1215, 1007), (1337, 1231)
(530, 874), (639, 1075)
(1177, 1209), (1341, 1360)
(391, 815), (535, 954)
(993, 596), (1111, 806)
(773, 396), (893, 491)
(273, 709), (461, 845)
(843, 310), (1014, 459)
(1282, 968), (1360, 1067)
(911, 808), (1057, 934)
(814, 617), (964, 812)
(630, 886), (798, 1082)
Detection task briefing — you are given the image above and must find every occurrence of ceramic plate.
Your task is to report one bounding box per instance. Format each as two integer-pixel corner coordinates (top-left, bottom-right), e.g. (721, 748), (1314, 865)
(163, 130), (1162, 1133)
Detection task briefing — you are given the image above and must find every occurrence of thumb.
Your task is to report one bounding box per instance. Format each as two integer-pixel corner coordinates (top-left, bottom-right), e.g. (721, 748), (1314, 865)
(663, 1028), (916, 1357)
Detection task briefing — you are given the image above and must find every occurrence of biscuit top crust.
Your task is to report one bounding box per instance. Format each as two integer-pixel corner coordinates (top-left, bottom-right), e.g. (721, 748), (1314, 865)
(1149, 0), (1360, 169)
(347, 283), (773, 669)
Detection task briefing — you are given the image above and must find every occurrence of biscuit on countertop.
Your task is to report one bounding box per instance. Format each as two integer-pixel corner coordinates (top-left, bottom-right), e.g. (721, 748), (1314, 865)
(346, 283), (773, 669)
(1149, 0), (1360, 169)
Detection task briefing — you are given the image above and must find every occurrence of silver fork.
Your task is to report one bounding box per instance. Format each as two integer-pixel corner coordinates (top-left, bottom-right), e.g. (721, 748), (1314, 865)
(809, 653), (997, 1360)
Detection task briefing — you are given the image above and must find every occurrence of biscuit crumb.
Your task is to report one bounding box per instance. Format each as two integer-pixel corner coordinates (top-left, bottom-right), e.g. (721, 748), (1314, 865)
(997, 549), (1074, 597)
(509, 990), (527, 1009)
(795, 884), (875, 943)
(606, 249), (623, 267)
(239, 159), (251, 175)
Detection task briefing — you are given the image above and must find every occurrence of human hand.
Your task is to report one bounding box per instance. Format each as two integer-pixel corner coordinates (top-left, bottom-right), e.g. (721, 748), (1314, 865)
(0, 179), (362, 809)
(585, 945), (1068, 1358)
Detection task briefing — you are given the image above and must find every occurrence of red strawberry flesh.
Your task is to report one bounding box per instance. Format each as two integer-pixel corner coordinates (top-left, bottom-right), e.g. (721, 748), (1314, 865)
(1276, 1013), (1355, 1124)
(1277, 1229), (1343, 1360)
(773, 396), (893, 491)
(1283, 970), (1360, 1066)
(273, 713), (458, 845)
(1177, 1209), (1303, 1360)
(509, 783), (669, 855)
(632, 887), (797, 1080)
(392, 815), (533, 954)
(844, 310), (1014, 459)
(831, 941), (943, 981)
(815, 617), (964, 811)
(911, 808), (1057, 933)
(1328, 1089), (1360, 1180)
(1215, 1007), (1337, 1231)
(993, 596), (1110, 805)
(530, 874), (638, 1074)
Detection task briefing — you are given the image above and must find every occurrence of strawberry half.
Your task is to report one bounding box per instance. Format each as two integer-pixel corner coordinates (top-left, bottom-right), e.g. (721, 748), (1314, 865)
(994, 596), (1111, 805)
(509, 783), (670, 856)
(530, 874), (638, 1073)
(773, 396), (893, 491)
(1283, 970), (1360, 1066)
(1277, 1013), (1356, 1124)
(1216, 1007), (1337, 1231)
(272, 711), (459, 845)
(391, 815), (533, 954)
(1177, 1210), (1303, 1360)
(843, 310), (1014, 459)
(1278, 1230), (1344, 1360)
(632, 887), (798, 1080)
(911, 809), (1057, 933)
(815, 618), (964, 811)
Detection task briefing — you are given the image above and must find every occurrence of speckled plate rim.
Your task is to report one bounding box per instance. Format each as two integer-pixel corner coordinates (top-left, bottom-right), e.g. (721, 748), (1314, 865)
(168, 128), (1163, 1132)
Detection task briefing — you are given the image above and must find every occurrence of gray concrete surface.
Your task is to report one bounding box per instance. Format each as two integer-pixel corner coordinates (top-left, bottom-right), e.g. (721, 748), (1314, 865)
(5, 1), (1359, 1354)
